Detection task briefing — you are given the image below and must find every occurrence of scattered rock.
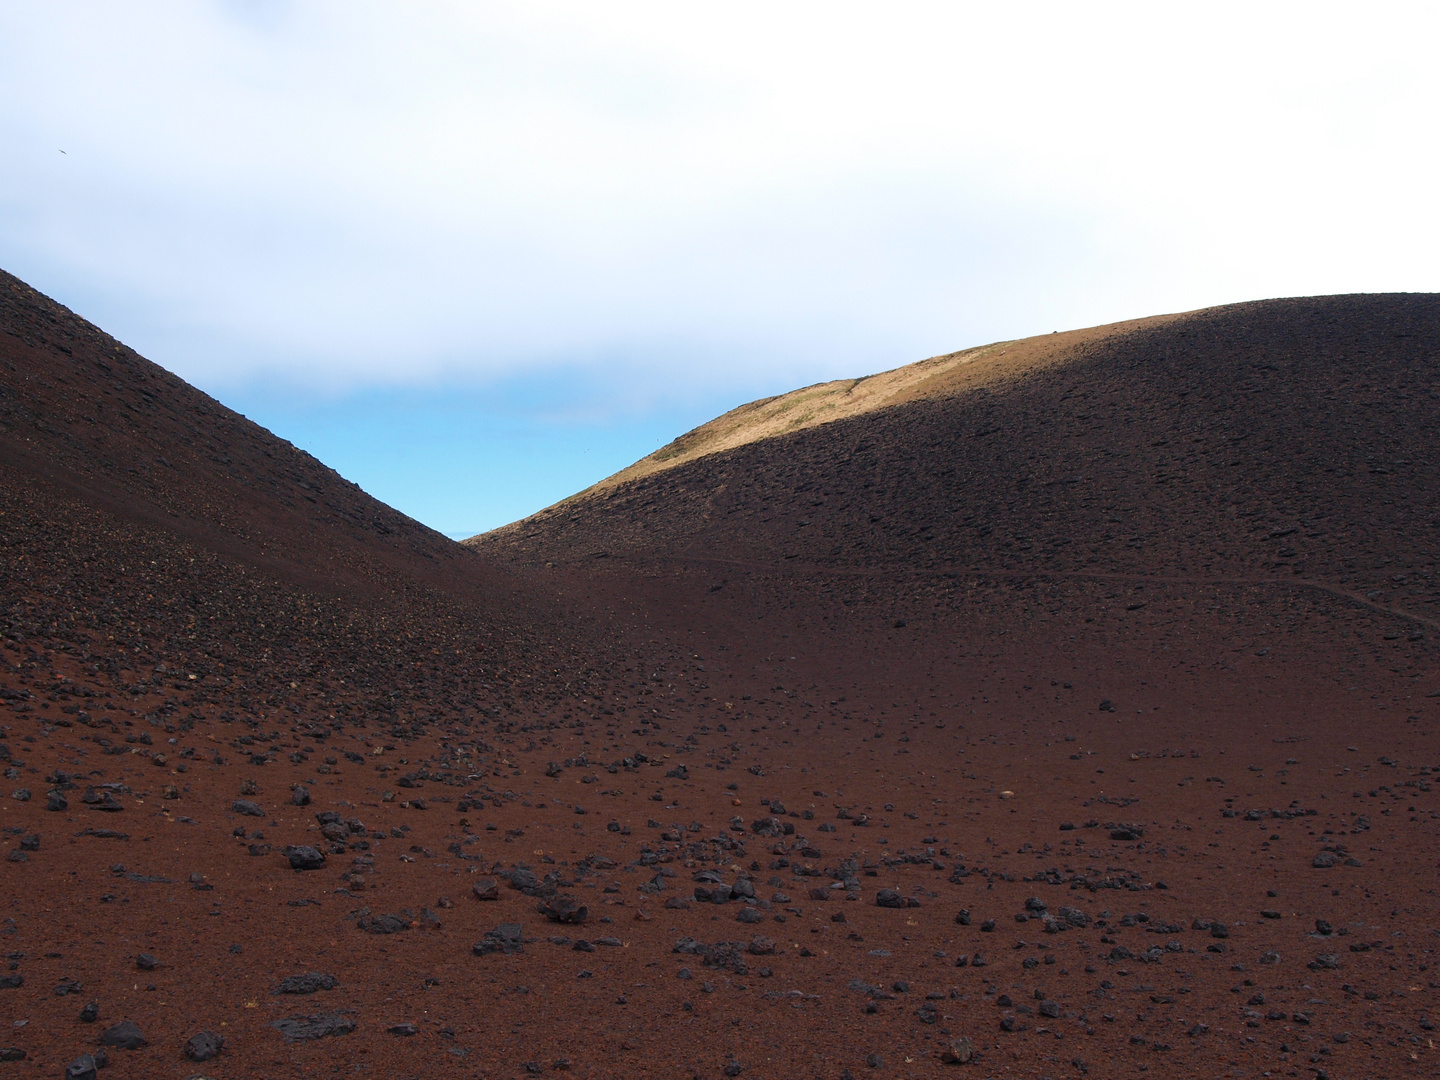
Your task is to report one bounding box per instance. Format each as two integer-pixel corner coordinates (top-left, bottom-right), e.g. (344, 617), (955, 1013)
(538, 895), (589, 924)
(98, 1020), (147, 1050)
(702, 942), (749, 974)
(472, 878), (500, 901)
(276, 972), (338, 995)
(185, 1030), (224, 1062)
(284, 845), (325, 871)
(474, 924), (524, 956)
(358, 913), (411, 934)
(83, 790), (122, 812)
(271, 1012), (357, 1041)
(940, 1037), (973, 1064)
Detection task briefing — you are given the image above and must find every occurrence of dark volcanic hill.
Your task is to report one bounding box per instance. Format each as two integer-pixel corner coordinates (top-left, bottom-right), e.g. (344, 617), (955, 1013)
(473, 295), (1440, 628)
(1, 268), (465, 594)
(3, 275), (1439, 1080)
(1, 265), (605, 743)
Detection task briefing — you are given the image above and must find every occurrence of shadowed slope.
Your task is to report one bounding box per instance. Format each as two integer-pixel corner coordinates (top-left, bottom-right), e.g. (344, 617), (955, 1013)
(470, 294), (1440, 625)
(0, 269), (469, 598)
(0, 268), (609, 757)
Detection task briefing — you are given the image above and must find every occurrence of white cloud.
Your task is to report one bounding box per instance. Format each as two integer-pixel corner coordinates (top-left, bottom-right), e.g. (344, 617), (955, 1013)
(1, 1), (1437, 401)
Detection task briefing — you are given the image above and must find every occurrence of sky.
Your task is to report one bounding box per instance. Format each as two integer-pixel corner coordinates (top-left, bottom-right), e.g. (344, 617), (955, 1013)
(3, 2), (1438, 537)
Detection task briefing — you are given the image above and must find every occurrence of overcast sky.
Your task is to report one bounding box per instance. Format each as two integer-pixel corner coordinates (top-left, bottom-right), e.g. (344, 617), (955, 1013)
(3, 2), (1437, 536)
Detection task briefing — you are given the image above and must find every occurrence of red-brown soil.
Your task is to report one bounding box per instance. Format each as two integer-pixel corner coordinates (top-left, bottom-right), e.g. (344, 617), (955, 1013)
(2, 273), (1437, 1080)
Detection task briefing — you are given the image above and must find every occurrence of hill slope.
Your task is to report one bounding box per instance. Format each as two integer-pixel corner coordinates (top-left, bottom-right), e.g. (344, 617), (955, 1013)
(589, 311), (1179, 492)
(471, 294), (1440, 626)
(1, 269), (466, 597)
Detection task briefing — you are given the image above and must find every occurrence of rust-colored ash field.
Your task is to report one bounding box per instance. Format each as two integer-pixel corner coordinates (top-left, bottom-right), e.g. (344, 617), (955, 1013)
(2, 268), (1437, 1079)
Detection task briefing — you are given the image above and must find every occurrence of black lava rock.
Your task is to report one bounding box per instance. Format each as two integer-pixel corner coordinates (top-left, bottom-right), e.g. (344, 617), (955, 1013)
(185, 1030), (224, 1062)
(271, 1012), (357, 1041)
(284, 845), (326, 871)
(538, 895), (589, 924)
(276, 972), (338, 995)
(474, 923), (524, 956)
(98, 1020), (147, 1050)
(358, 913), (410, 934)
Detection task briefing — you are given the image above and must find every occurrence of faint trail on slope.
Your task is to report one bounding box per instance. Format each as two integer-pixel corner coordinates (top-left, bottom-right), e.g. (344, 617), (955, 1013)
(607, 552), (1440, 633)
